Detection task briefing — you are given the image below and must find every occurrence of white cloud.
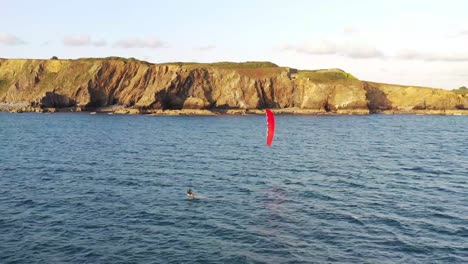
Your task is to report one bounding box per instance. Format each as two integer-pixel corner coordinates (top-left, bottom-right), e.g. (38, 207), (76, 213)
(444, 29), (468, 38)
(294, 40), (337, 55)
(92, 40), (107, 47)
(63, 35), (91, 46)
(63, 36), (107, 47)
(0, 33), (26, 45)
(284, 25), (468, 62)
(114, 37), (165, 49)
(283, 40), (384, 59)
(344, 44), (384, 59)
(458, 30), (468, 36)
(195, 45), (215, 51)
(396, 50), (468, 62)
(342, 27), (359, 36)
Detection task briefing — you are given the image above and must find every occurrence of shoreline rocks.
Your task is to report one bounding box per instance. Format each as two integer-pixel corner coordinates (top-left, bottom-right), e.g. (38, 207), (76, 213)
(1, 104), (466, 116)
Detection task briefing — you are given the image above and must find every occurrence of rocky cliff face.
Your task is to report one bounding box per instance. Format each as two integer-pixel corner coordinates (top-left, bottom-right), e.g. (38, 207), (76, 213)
(0, 58), (466, 114)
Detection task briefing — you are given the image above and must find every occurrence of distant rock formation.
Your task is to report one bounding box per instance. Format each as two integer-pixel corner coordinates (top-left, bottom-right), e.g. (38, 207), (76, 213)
(0, 58), (466, 114)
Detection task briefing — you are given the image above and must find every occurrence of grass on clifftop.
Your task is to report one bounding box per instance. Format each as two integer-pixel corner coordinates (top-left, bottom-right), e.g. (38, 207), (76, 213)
(78, 57), (279, 69)
(297, 69), (358, 82)
(160, 61), (284, 78)
(160, 61), (279, 69)
(453, 86), (468, 95)
(78, 56), (152, 65)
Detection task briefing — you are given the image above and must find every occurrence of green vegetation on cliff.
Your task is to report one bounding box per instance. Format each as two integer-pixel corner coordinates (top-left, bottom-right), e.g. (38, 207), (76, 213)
(160, 61), (279, 69)
(297, 69), (358, 82)
(453, 86), (468, 95)
(157, 61), (285, 78)
(78, 56), (152, 65)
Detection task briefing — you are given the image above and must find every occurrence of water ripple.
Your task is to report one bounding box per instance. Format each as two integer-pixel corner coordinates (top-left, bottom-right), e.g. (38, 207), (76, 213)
(0, 113), (467, 263)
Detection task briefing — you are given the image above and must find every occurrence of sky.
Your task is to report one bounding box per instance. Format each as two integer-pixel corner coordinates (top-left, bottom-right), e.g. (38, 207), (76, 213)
(1, 0), (467, 89)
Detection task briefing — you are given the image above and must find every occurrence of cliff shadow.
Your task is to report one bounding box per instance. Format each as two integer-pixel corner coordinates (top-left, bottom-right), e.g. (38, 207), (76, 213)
(255, 80), (280, 109)
(363, 82), (392, 113)
(149, 89), (171, 110)
(150, 89), (191, 110)
(153, 69), (214, 110)
(33, 91), (76, 108)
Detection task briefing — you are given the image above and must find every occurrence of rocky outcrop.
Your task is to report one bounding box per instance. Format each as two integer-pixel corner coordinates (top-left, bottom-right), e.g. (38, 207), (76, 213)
(0, 58), (466, 114)
(364, 82), (467, 113)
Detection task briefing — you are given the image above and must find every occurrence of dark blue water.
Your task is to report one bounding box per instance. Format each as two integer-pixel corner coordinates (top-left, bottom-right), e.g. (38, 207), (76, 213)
(0, 113), (467, 263)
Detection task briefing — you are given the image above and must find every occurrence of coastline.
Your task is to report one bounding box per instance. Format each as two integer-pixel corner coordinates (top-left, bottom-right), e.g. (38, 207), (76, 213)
(1, 58), (466, 116)
(1, 103), (466, 115)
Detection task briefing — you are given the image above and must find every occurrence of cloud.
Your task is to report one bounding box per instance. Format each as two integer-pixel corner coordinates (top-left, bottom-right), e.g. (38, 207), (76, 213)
(396, 49), (468, 62)
(342, 27), (359, 36)
(195, 45), (215, 51)
(0, 33), (26, 45)
(345, 43), (384, 59)
(63, 35), (107, 47)
(283, 40), (384, 59)
(458, 30), (468, 36)
(446, 29), (468, 38)
(114, 37), (165, 49)
(291, 40), (337, 55)
(92, 40), (107, 47)
(63, 35), (91, 46)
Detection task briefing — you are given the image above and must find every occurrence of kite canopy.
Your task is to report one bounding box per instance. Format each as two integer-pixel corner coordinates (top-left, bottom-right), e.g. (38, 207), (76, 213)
(266, 109), (275, 147)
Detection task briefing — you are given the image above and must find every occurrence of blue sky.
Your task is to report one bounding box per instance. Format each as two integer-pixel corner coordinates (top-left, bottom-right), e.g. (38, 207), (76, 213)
(1, 0), (467, 88)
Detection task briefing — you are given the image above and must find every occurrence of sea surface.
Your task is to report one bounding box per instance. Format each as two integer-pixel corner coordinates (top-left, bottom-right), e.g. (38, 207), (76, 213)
(0, 113), (467, 264)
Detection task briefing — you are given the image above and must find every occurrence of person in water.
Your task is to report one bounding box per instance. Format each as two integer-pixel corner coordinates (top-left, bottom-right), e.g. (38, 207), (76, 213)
(187, 188), (195, 197)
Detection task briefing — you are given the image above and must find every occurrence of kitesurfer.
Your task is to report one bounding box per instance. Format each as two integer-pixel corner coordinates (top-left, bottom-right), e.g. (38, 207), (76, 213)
(187, 188), (195, 197)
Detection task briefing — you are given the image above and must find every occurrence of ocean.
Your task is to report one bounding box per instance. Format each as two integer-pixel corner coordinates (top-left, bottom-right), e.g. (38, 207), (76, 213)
(0, 113), (467, 263)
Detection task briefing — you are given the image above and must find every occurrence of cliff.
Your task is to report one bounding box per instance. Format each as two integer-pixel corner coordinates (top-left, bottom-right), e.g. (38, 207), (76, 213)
(0, 58), (466, 114)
